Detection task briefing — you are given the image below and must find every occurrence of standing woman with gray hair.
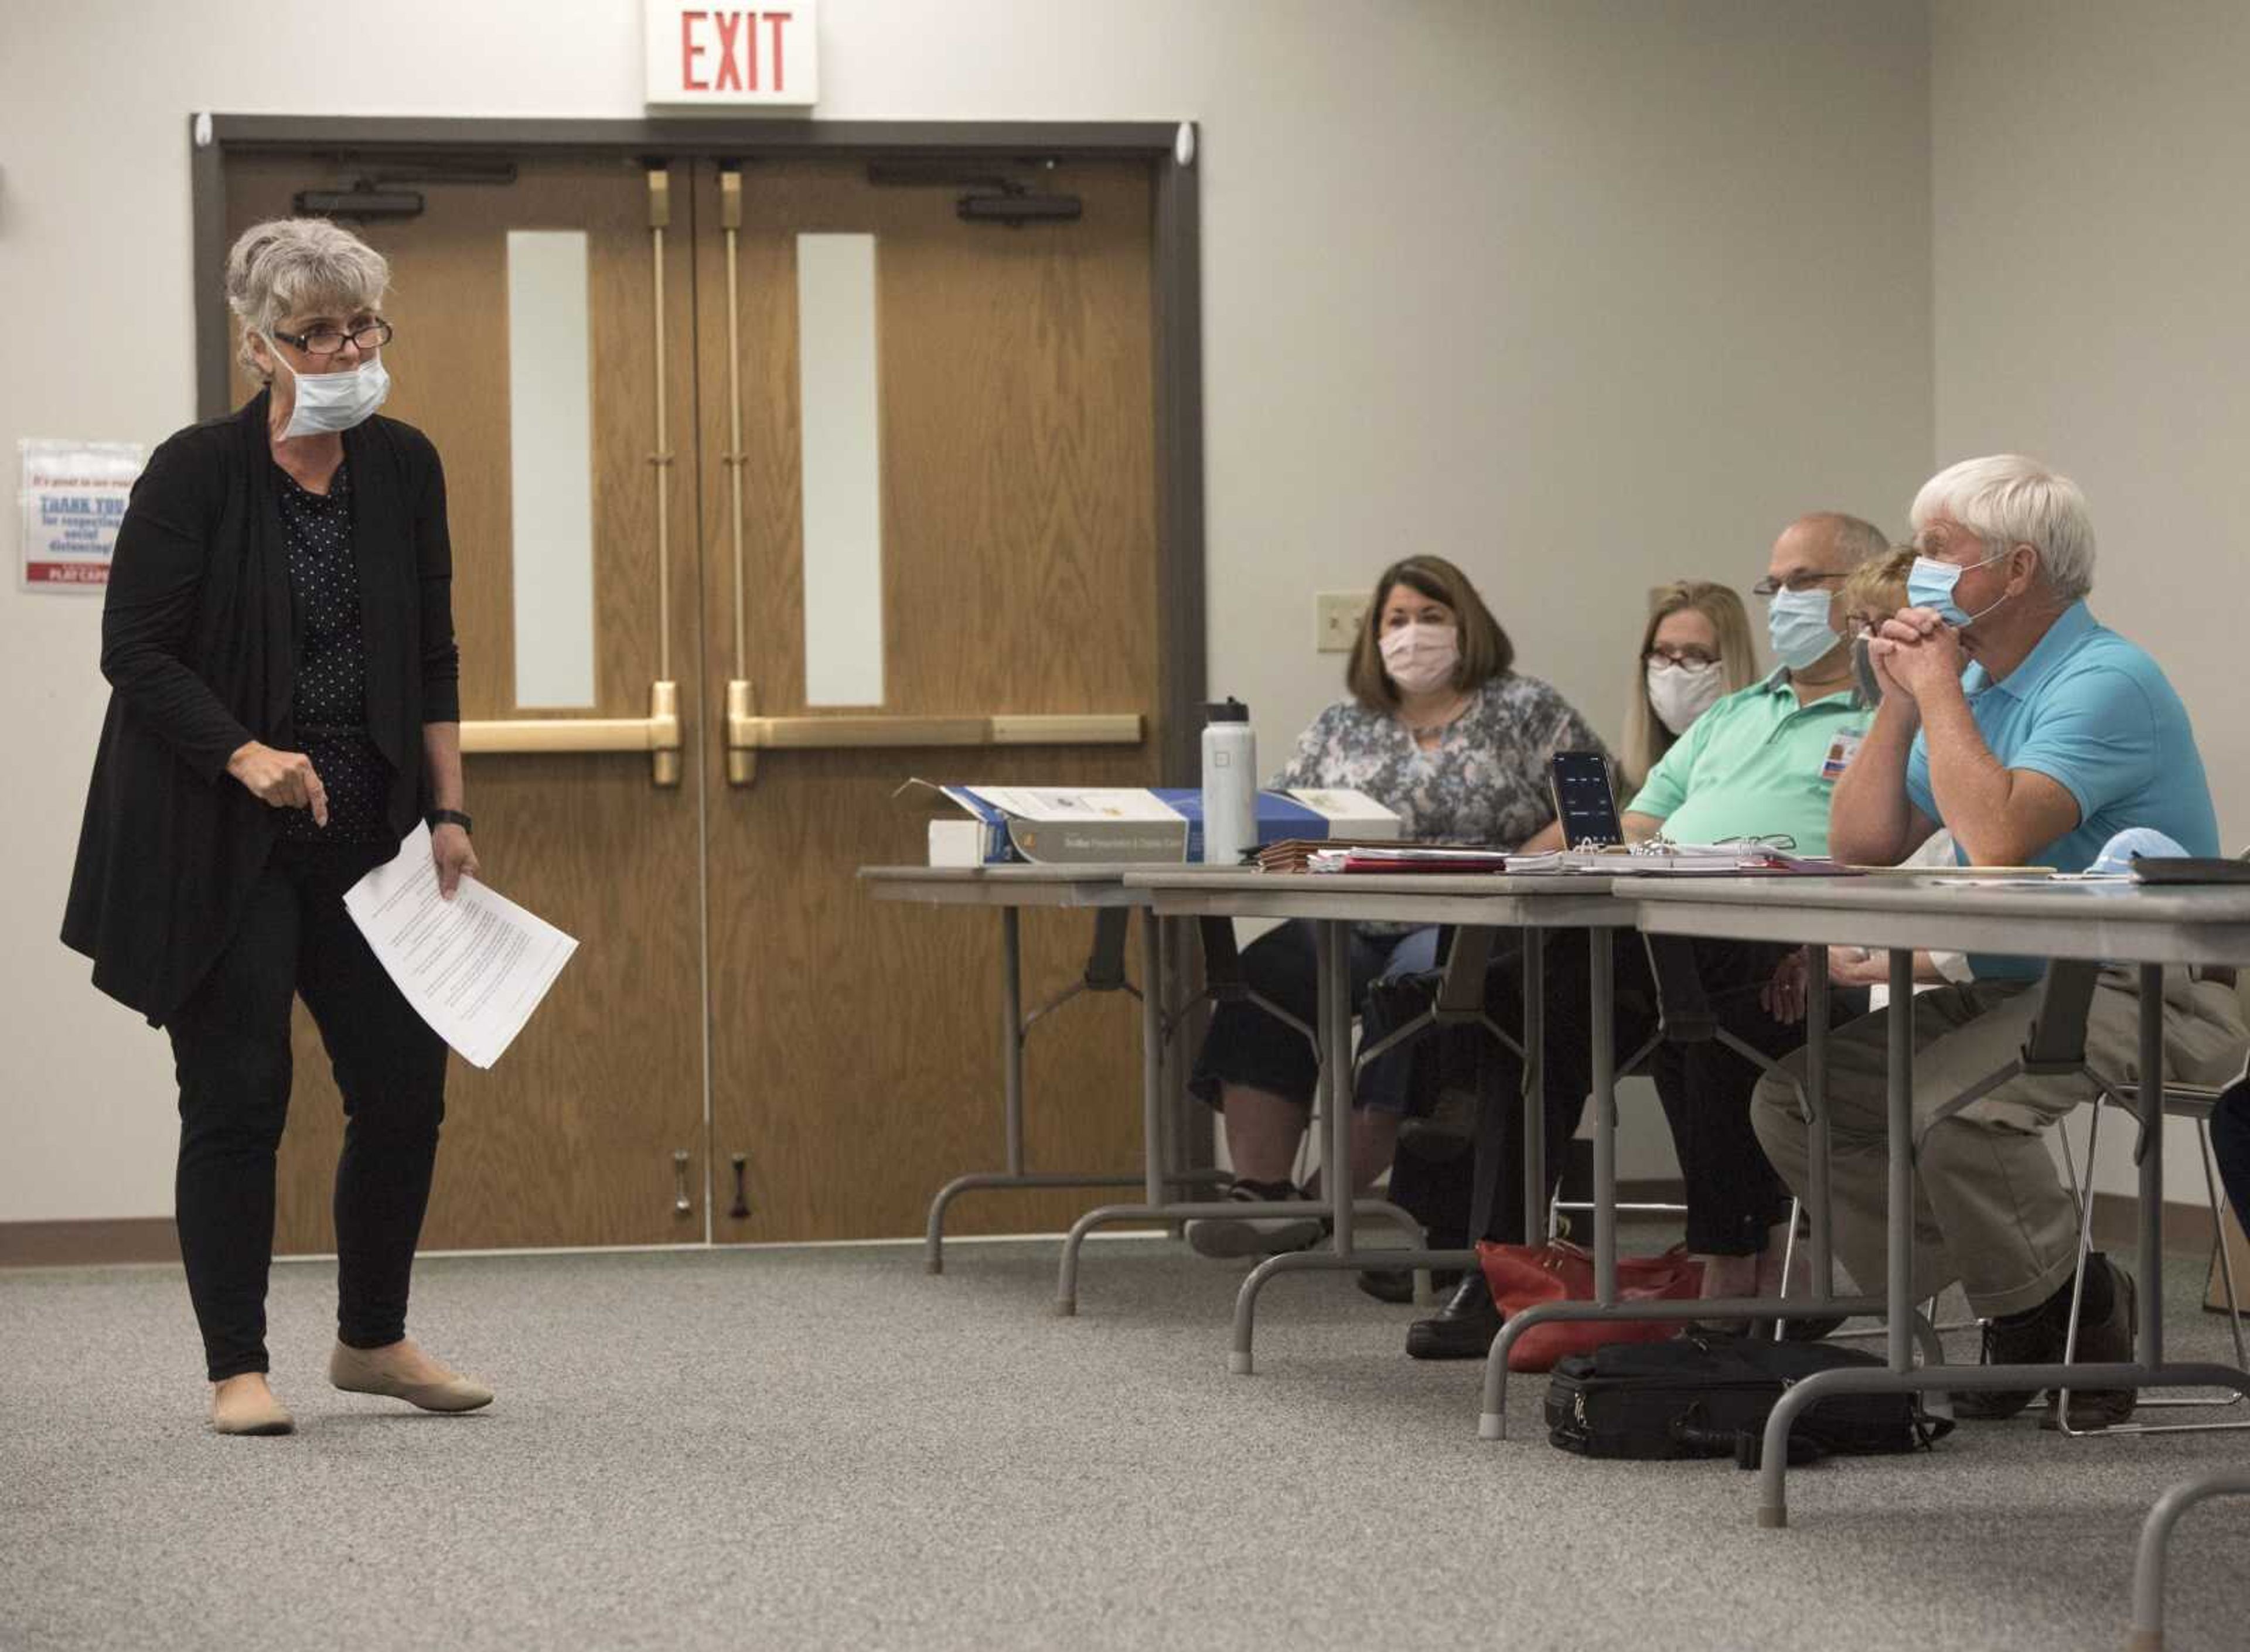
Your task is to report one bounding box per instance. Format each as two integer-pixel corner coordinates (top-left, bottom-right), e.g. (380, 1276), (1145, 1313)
(63, 217), (491, 1434)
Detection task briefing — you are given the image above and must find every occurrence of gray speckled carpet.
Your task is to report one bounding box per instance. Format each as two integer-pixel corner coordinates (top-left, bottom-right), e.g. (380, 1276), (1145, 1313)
(4, 1234), (2248, 1652)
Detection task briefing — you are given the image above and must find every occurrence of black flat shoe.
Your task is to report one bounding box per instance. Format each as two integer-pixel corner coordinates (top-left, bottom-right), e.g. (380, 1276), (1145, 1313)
(1406, 1270), (1502, 1360)
(1356, 1268), (1462, 1305)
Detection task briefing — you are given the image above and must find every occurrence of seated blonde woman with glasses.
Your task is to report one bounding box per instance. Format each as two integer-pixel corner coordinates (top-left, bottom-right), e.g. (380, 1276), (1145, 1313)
(1625, 581), (1762, 793)
(1515, 581), (1757, 856)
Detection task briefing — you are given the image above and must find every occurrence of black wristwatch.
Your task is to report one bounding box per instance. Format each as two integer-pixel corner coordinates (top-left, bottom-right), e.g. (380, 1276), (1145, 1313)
(428, 808), (473, 835)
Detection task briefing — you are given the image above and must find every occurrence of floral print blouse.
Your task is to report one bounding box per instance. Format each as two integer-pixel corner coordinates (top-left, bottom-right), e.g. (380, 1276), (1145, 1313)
(1271, 673), (1607, 850)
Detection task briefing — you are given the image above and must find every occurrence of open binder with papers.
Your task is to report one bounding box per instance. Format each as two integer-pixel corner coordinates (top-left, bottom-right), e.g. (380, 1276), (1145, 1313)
(1300, 842), (1854, 876)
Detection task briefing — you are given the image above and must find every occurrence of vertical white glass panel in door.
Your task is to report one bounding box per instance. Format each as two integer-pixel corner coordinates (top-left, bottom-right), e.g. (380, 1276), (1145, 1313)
(505, 230), (598, 709)
(795, 233), (885, 708)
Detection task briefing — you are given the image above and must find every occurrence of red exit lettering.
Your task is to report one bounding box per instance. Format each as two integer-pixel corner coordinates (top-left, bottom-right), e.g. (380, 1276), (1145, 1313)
(679, 8), (795, 94)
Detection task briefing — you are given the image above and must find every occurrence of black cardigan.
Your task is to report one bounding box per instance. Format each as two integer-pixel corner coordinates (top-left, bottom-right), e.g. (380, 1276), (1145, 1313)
(61, 393), (461, 1025)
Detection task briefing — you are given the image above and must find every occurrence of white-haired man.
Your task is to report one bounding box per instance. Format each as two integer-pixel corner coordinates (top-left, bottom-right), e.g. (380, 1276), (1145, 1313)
(1752, 455), (2245, 1429)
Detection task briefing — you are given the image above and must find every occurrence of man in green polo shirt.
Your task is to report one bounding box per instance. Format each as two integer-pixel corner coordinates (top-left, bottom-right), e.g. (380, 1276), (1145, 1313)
(1409, 511), (1887, 1359)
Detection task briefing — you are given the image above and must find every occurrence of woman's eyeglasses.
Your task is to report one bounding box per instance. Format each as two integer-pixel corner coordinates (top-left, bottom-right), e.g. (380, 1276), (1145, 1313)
(1645, 648), (1720, 670)
(272, 320), (394, 357)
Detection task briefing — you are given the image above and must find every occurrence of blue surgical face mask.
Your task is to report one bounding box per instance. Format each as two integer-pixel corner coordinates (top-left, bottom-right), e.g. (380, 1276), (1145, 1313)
(2089, 827), (2189, 875)
(1907, 551), (2009, 629)
(1766, 586), (1840, 673)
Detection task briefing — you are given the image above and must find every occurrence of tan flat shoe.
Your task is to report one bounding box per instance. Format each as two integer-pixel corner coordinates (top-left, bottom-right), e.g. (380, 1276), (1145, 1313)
(329, 1340), (494, 1413)
(210, 1377), (295, 1436)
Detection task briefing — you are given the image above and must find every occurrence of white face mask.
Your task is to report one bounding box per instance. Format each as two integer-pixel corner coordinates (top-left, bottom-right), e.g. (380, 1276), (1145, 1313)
(1380, 622), (1460, 696)
(268, 338), (391, 438)
(1645, 658), (1725, 735)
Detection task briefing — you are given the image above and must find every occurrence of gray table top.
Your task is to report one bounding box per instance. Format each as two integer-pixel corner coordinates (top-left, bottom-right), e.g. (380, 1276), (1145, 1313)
(1125, 868), (1632, 928)
(859, 862), (1637, 924)
(858, 862), (1156, 909)
(1631, 875), (2250, 967)
(861, 863), (2250, 964)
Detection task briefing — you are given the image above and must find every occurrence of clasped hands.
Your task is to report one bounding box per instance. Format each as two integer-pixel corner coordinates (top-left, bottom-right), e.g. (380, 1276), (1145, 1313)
(1863, 605), (1968, 705)
(226, 740), (480, 897)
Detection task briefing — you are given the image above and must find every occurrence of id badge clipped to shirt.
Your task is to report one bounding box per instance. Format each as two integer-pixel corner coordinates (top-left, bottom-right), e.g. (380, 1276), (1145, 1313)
(1820, 729), (1864, 784)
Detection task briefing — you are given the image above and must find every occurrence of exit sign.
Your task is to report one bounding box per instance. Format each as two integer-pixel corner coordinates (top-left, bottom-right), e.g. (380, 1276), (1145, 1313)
(646, 1), (819, 109)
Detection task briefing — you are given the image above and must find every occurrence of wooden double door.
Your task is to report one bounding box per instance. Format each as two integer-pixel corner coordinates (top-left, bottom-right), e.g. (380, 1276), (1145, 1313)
(222, 152), (1170, 1250)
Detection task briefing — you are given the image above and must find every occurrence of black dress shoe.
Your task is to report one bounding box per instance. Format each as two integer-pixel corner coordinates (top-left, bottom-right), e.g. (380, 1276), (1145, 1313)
(2041, 1259), (2138, 1431)
(1955, 1254), (2135, 1423)
(1356, 1268), (1462, 1305)
(1406, 1270), (1502, 1360)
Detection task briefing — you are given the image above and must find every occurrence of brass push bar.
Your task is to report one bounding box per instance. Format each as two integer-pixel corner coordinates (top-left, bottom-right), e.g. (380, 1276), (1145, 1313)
(739, 713), (1143, 749)
(462, 681), (683, 785)
(718, 168), (753, 786)
(725, 680), (1139, 784)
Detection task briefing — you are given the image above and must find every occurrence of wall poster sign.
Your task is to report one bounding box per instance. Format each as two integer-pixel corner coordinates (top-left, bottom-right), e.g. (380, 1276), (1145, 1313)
(19, 438), (145, 591)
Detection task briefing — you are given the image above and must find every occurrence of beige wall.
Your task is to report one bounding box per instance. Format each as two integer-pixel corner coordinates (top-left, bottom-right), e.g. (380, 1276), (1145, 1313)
(1933, 0), (2248, 848)
(0, 0), (1934, 1223)
(1935, 0), (2250, 1203)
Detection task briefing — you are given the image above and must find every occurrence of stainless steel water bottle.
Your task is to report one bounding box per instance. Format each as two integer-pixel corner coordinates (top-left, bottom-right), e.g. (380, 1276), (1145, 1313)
(1199, 698), (1256, 865)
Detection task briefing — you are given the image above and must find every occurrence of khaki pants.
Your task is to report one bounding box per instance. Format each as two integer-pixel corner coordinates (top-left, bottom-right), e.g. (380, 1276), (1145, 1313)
(1751, 968), (2246, 1319)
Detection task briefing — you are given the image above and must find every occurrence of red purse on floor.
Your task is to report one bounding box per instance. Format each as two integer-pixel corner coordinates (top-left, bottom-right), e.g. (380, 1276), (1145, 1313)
(1476, 1239), (1704, 1373)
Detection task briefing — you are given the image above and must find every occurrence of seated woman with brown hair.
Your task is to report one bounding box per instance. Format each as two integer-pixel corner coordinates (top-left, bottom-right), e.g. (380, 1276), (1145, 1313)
(1181, 554), (1607, 1258)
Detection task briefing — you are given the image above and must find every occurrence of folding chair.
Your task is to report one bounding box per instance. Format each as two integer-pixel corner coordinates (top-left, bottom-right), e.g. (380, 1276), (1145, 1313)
(1928, 958), (2248, 1436)
(2051, 971), (2249, 1438)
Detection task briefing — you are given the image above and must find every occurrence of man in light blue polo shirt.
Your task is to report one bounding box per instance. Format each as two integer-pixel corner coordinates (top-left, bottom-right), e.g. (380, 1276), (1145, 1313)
(1753, 455), (2246, 1429)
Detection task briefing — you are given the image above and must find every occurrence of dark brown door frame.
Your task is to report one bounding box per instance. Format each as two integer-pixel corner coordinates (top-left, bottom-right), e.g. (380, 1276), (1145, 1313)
(189, 113), (1206, 785)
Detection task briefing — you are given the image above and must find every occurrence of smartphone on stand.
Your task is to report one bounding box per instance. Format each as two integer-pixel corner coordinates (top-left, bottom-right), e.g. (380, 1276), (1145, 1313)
(1549, 750), (1624, 848)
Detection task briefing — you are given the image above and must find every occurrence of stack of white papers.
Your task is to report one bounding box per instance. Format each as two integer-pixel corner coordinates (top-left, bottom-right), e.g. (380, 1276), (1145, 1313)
(344, 823), (579, 1069)
(1502, 845), (1844, 875)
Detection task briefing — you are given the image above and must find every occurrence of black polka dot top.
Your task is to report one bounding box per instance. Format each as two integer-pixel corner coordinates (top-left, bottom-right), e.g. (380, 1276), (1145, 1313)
(272, 460), (393, 845)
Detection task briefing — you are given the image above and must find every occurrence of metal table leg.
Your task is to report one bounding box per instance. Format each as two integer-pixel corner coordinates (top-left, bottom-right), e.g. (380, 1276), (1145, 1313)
(1326, 920), (1355, 1254)
(925, 907), (1027, 1274)
(2139, 963), (2166, 1368)
(1753, 944), (1921, 1521)
(1055, 911), (1420, 1317)
(1806, 944), (1834, 1305)
(1591, 926), (1618, 1304)
(1222, 916), (1487, 1374)
(1005, 907), (1027, 1177)
(1478, 935), (1947, 1441)
(927, 906), (1204, 1277)
(1522, 928), (1546, 1245)
(1141, 907), (1167, 1209)
(1884, 945), (1915, 1377)
(2128, 1472), (2250, 1652)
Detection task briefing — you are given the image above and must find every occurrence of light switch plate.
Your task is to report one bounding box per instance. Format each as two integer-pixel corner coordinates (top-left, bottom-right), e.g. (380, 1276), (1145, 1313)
(1315, 592), (1367, 653)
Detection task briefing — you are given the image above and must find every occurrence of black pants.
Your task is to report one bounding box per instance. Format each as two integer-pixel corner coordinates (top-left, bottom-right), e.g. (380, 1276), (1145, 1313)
(1187, 920), (1441, 1115)
(1465, 929), (1849, 1253)
(166, 838), (449, 1381)
(2215, 1079), (2250, 1235)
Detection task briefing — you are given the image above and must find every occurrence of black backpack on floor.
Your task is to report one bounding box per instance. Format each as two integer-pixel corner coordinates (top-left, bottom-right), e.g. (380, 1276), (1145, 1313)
(1543, 1334), (1954, 1466)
